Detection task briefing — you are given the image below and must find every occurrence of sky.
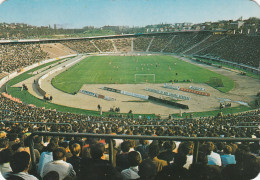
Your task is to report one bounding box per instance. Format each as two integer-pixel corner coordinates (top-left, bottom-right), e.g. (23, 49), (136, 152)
(0, 0), (259, 28)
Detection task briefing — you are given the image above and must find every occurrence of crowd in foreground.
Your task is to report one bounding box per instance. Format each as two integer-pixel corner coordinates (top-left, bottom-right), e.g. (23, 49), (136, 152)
(0, 93), (260, 179)
(0, 127), (259, 180)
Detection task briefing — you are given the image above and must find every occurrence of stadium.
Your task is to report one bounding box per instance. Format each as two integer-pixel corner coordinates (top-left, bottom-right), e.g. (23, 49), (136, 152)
(0, 0), (260, 180)
(1, 31), (260, 117)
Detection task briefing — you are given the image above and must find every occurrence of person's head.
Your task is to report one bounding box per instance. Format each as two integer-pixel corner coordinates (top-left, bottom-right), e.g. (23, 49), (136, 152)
(53, 147), (66, 161)
(197, 151), (208, 165)
(235, 148), (248, 164)
(128, 151), (141, 167)
(190, 164), (222, 180)
(33, 136), (42, 144)
(223, 145), (233, 154)
(50, 137), (59, 144)
(59, 142), (70, 152)
(90, 143), (105, 160)
(178, 142), (193, 155)
(174, 153), (187, 167)
(0, 138), (9, 149)
(138, 159), (157, 179)
(43, 171), (60, 180)
(163, 141), (176, 152)
(7, 133), (19, 143)
(0, 148), (13, 164)
(243, 154), (260, 180)
(43, 136), (50, 143)
(139, 140), (149, 145)
(10, 151), (31, 173)
(70, 143), (81, 156)
(0, 131), (6, 139)
(206, 142), (215, 152)
(216, 142), (224, 152)
(121, 141), (131, 153)
(148, 144), (160, 159)
(46, 142), (58, 152)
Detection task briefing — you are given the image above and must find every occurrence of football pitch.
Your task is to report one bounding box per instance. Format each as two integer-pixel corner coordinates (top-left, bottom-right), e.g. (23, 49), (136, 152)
(52, 55), (234, 94)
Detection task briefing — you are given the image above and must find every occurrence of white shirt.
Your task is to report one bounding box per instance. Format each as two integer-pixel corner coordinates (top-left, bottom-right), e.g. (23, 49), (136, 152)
(183, 155), (193, 169)
(121, 166), (140, 180)
(0, 171), (5, 180)
(208, 151), (222, 166)
(37, 151), (53, 177)
(42, 160), (76, 179)
(6, 172), (38, 180)
(0, 163), (12, 176)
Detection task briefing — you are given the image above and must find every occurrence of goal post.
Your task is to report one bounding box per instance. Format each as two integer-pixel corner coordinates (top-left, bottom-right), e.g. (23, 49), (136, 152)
(135, 74), (155, 83)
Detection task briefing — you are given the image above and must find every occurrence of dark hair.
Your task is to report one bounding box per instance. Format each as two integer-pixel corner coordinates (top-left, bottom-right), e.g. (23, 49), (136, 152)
(139, 140), (148, 145)
(121, 141), (131, 153)
(223, 145), (233, 154)
(59, 141), (69, 149)
(128, 151), (141, 166)
(7, 133), (18, 141)
(33, 136), (42, 144)
(148, 144), (160, 158)
(243, 154), (260, 179)
(0, 138), (9, 148)
(70, 143), (81, 156)
(43, 171), (60, 180)
(90, 143), (105, 160)
(178, 142), (193, 155)
(197, 151), (208, 165)
(43, 136), (50, 143)
(50, 137), (59, 144)
(10, 151), (30, 173)
(234, 148), (248, 164)
(0, 148), (13, 164)
(138, 159), (157, 178)
(174, 153), (187, 166)
(46, 142), (58, 152)
(53, 147), (66, 160)
(163, 141), (176, 151)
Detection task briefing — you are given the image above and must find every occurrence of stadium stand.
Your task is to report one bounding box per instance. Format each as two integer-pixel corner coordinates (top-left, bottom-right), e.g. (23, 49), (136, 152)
(174, 32), (211, 53)
(0, 72), (8, 80)
(133, 36), (153, 52)
(149, 34), (175, 52)
(197, 35), (260, 68)
(0, 32), (260, 179)
(40, 43), (76, 58)
(92, 39), (115, 52)
(0, 43), (49, 73)
(184, 35), (227, 55)
(163, 33), (196, 53)
(62, 39), (99, 53)
(113, 38), (132, 52)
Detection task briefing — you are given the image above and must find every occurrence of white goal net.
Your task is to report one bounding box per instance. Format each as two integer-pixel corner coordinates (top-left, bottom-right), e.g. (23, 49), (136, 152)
(135, 74), (155, 83)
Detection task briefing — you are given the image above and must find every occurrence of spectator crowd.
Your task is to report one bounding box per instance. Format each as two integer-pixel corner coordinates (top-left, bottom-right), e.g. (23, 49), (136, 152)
(0, 44), (49, 73)
(0, 32), (259, 179)
(0, 93), (259, 179)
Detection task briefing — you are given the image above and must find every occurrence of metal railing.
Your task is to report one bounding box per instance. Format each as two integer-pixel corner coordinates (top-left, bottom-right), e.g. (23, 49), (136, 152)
(28, 132), (260, 174)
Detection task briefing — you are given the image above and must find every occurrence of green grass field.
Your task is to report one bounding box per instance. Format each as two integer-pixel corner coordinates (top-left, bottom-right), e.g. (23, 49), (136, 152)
(52, 55), (234, 94)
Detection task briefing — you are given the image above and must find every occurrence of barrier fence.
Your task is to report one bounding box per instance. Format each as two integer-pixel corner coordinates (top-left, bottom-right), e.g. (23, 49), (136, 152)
(28, 132), (260, 173)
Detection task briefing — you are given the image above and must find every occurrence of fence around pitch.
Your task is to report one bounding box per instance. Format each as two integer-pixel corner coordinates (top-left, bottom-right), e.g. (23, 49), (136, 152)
(0, 120), (72, 131)
(28, 132), (260, 174)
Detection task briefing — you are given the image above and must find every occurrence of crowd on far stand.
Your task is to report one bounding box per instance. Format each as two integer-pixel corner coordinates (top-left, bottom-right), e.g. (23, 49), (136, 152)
(0, 44), (49, 73)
